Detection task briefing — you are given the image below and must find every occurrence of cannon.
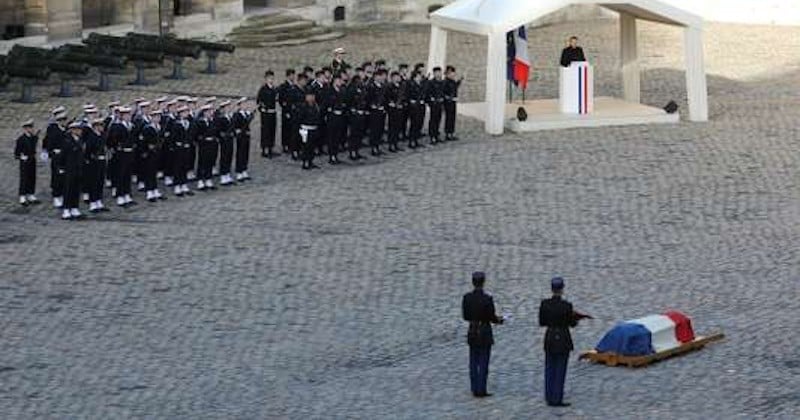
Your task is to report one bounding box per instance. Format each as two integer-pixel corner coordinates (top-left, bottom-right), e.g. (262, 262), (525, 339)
(83, 33), (165, 86)
(7, 45), (89, 99)
(125, 32), (203, 80)
(1, 53), (51, 102)
(56, 44), (127, 91)
(175, 38), (236, 74)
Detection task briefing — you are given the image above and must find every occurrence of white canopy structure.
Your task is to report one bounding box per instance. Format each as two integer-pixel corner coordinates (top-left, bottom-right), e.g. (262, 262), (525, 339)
(427, 0), (709, 134)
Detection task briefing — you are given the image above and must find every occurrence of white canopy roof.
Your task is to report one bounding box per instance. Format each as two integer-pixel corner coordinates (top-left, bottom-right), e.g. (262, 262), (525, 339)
(430, 0), (703, 35)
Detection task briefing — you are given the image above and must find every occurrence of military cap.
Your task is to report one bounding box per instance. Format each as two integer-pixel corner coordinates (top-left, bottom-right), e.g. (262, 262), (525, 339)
(333, 47), (346, 54)
(118, 106), (132, 113)
(55, 112), (68, 120)
(218, 100), (231, 107)
(51, 106), (66, 115)
(176, 105), (189, 113)
(204, 96), (217, 103)
(91, 117), (105, 126)
(67, 122), (83, 130)
(236, 97), (248, 105)
(21, 119), (34, 128)
(134, 97), (147, 103)
(107, 101), (120, 108)
(139, 101), (151, 108)
(551, 277), (565, 290)
(155, 96), (169, 103)
(150, 109), (162, 116)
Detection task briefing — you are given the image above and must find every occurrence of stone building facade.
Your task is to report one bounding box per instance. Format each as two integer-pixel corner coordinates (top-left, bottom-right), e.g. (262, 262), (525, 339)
(0, 0), (244, 41)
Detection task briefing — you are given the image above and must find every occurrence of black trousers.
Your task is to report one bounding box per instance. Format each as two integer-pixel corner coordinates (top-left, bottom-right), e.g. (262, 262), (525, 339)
(387, 107), (403, 146)
(409, 103), (425, 144)
(142, 150), (159, 191)
(301, 128), (318, 163)
(50, 158), (64, 197)
(281, 113), (293, 151)
(197, 139), (218, 181)
(544, 352), (569, 405)
(469, 345), (491, 395)
(107, 153), (118, 189)
(161, 148), (173, 177)
(63, 167), (82, 208)
(185, 143), (197, 174)
(235, 133), (250, 173)
(19, 160), (36, 195)
(172, 147), (188, 185)
(401, 106), (410, 139)
(348, 113), (366, 152)
(219, 135), (234, 176)
(368, 110), (386, 147)
(87, 160), (105, 202)
(260, 111), (276, 150)
(444, 100), (457, 134)
(116, 150), (134, 196)
(428, 102), (443, 138)
(327, 114), (347, 157)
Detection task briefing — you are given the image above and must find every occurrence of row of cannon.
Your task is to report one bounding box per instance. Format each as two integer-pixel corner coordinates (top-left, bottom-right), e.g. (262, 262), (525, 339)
(0, 32), (236, 102)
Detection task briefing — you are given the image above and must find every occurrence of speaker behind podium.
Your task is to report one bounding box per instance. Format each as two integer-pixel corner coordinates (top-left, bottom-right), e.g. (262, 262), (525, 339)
(559, 61), (594, 114)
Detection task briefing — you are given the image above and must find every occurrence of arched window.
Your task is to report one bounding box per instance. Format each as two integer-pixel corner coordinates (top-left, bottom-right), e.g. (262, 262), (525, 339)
(334, 6), (346, 22)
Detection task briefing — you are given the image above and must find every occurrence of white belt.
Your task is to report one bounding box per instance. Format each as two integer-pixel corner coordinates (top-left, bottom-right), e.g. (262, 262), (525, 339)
(121, 148), (133, 152)
(300, 124), (318, 130)
(332, 110), (344, 115)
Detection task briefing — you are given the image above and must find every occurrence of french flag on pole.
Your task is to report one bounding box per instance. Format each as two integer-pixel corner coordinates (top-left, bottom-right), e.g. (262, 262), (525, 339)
(512, 26), (530, 89)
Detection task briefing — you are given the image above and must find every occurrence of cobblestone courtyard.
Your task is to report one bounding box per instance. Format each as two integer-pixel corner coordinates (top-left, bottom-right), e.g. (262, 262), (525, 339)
(1, 19), (800, 419)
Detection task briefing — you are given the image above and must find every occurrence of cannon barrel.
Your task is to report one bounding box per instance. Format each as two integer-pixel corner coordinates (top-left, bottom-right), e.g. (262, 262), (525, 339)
(8, 45), (53, 59)
(125, 33), (202, 59)
(177, 39), (236, 54)
(55, 48), (126, 69)
(4, 64), (51, 80)
(119, 49), (165, 63)
(84, 33), (129, 50)
(7, 52), (90, 75)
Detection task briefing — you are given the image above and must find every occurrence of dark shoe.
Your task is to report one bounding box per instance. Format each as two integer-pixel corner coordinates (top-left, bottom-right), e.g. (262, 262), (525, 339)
(128, 201), (138, 206)
(473, 392), (493, 398)
(185, 190), (195, 196)
(395, 147), (405, 152)
(175, 192), (184, 197)
(147, 197), (157, 203)
(547, 402), (571, 407)
(100, 207), (111, 212)
(309, 163), (320, 169)
(158, 195), (168, 201)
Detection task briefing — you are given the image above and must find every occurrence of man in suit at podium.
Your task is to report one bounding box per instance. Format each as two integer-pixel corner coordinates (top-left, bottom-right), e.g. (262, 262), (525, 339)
(560, 36), (586, 67)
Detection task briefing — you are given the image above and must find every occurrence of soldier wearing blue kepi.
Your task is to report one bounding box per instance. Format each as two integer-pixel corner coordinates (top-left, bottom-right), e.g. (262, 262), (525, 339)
(462, 271), (504, 397)
(539, 276), (591, 407)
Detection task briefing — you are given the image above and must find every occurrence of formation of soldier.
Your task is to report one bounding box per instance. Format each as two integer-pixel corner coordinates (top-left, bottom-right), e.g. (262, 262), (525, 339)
(13, 95), (255, 220)
(256, 48), (465, 169)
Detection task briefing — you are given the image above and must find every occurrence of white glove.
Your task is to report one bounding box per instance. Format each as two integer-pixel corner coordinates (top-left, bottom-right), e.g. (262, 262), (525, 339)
(40, 152), (49, 162)
(299, 128), (309, 144)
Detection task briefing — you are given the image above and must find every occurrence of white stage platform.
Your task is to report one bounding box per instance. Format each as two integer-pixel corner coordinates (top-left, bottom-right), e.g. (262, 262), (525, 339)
(458, 97), (680, 132)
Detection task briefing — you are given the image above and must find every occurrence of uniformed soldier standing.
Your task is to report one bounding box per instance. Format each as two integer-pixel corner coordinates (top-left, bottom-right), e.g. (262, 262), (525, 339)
(83, 118), (110, 213)
(538, 277), (590, 407)
(140, 110), (166, 202)
(345, 73), (367, 160)
(386, 71), (405, 153)
(297, 90), (322, 170)
(426, 67), (445, 144)
(256, 70), (278, 158)
(43, 108), (67, 208)
(215, 100), (235, 186)
(61, 122), (86, 220)
(406, 71), (427, 149)
(462, 272), (504, 397)
(14, 119), (40, 206)
(366, 69), (388, 156)
(167, 106), (194, 196)
(193, 104), (218, 190)
(233, 97), (254, 181)
(331, 47), (348, 73)
(323, 72), (347, 164)
(107, 107), (137, 207)
(278, 69), (297, 155)
(443, 66), (464, 141)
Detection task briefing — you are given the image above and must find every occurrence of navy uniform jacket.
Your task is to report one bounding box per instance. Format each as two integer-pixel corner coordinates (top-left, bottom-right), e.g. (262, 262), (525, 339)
(43, 122), (64, 158)
(538, 296), (579, 354)
(462, 289), (503, 347)
(60, 134), (84, 174)
(257, 83), (278, 113)
(83, 129), (106, 163)
(443, 78), (462, 101)
(232, 110), (253, 138)
(425, 78), (445, 104)
(15, 132), (38, 162)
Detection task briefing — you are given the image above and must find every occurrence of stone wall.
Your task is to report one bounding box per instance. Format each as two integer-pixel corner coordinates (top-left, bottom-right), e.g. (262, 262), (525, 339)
(0, 0), (25, 33)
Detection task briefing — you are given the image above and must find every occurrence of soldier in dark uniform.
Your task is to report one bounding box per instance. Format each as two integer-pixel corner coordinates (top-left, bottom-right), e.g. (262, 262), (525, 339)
(233, 97), (254, 181)
(331, 47), (347, 73)
(140, 110), (166, 202)
(83, 118), (110, 213)
(539, 277), (590, 407)
(443, 66), (464, 141)
(167, 106), (194, 197)
(160, 100), (178, 186)
(426, 67), (445, 144)
(289, 74), (308, 160)
(345, 73), (367, 161)
(406, 71), (427, 149)
(398, 64), (411, 142)
(215, 100), (235, 186)
(322, 73), (348, 164)
(61, 123), (86, 220)
(278, 69), (296, 154)
(257, 70), (278, 158)
(366, 69), (388, 156)
(386, 71), (405, 153)
(107, 107), (137, 207)
(297, 90), (322, 170)
(43, 108), (67, 208)
(132, 101), (151, 192)
(462, 272), (504, 397)
(14, 119), (40, 206)
(193, 104), (218, 191)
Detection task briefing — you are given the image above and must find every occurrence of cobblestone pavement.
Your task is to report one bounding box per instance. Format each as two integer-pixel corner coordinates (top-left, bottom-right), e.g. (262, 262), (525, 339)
(1, 19), (800, 419)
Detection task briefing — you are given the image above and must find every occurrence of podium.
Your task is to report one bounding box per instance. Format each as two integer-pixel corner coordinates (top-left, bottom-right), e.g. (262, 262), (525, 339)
(559, 62), (594, 114)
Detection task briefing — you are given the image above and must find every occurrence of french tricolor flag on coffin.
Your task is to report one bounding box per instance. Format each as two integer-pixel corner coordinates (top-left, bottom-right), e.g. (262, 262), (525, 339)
(595, 311), (695, 356)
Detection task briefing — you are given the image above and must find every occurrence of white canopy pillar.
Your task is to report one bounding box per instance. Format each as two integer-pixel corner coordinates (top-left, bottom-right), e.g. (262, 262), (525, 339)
(427, 25), (448, 71)
(620, 13), (640, 103)
(684, 26), (708, 121)
(485, 32), (507, 135)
